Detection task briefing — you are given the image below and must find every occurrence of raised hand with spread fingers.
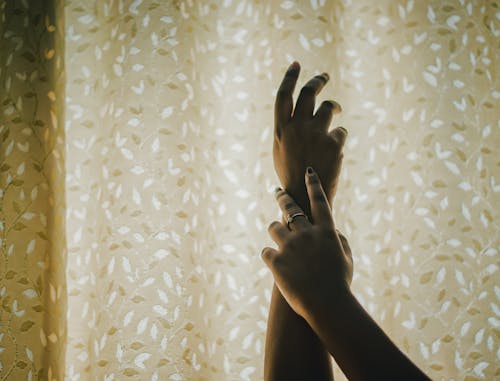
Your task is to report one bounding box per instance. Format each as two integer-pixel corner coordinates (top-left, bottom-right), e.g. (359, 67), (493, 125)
(273, 61), (347, 210)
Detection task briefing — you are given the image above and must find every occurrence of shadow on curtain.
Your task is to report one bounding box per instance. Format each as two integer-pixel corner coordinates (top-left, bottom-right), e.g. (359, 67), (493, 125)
(1, 0), (66, 380)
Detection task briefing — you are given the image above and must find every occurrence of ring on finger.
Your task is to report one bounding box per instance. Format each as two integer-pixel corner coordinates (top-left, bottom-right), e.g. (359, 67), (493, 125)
(286, 212), (308, 229)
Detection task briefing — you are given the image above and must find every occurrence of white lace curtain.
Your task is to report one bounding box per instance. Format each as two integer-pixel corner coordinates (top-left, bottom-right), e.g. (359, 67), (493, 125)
(0, 0), (498, 380)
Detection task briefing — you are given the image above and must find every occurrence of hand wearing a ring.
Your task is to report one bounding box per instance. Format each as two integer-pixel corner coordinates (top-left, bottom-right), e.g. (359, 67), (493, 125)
(262, 167), (353, 322)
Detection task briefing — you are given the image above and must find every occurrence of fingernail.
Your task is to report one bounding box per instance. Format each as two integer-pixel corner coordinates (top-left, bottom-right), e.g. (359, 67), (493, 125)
(322, 72), (330, 81)
(339, 126), (348, 135)
(306, 167), (314, 175)
(274, 186), (282, 194)
(287, 61), (300, 73)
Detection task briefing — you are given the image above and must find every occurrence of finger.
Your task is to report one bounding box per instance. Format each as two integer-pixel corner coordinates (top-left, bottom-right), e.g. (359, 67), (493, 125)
(293, 72), (329, 119)
(305, 167), (334, 229)
(267, 220), (290, 246)
(314, 100), (342, 132)
(261, 246), (279, 268)
(337, 230), (352, 259)
(275, 188), (309, 231)
(328, 126), (348, 147)
(275, 62), (301, 130)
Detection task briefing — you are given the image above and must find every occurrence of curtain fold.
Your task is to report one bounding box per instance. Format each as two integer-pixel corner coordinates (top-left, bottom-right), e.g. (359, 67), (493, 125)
(1, 0), (499, 380)
(0, 0), (66, 380)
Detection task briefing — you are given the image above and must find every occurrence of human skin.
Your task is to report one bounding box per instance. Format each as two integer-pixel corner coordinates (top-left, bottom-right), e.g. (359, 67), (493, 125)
(264, 62), (347, 381)
(262, 168), (430, 381)
(273, 61), (346, 210)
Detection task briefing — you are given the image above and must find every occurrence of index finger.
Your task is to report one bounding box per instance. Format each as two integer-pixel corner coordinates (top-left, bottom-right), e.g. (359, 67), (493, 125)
(274, 62), (300, 130)
(305, 167), (334, 229)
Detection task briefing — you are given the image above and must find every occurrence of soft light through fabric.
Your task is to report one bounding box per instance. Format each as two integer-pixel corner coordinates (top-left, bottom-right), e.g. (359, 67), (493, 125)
(0, 1), (498, 380)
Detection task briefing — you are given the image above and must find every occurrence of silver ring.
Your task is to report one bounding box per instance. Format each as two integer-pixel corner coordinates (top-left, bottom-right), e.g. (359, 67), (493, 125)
(287, 212), (307, 229)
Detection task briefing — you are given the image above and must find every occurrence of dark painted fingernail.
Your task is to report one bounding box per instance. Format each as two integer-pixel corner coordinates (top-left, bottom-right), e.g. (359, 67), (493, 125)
(274, 187), (282, 194)
(306, 167), (314, 175)
(339, 126), (348, 135)
(322, 72), (330, 81)
(287, 61), (300, 74)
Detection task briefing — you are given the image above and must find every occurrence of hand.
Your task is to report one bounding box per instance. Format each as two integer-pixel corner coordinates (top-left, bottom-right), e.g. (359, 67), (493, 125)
(261, 167), (353, 321)
(273, 62), (347, 204)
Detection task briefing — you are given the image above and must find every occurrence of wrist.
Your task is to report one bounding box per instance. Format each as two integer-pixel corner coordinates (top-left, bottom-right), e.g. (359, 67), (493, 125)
(303, 285), (354, 333)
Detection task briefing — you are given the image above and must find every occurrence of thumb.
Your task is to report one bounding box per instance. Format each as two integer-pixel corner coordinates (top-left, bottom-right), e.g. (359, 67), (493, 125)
(261, 247), (279, 268)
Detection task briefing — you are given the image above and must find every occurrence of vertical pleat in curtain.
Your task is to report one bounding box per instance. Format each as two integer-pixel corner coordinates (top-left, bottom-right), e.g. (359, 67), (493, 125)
(1, 1), (499, 380)
(0, 0), (66, 380)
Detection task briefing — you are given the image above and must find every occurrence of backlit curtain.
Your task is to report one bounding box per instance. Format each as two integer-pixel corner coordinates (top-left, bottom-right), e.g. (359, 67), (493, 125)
(0, 0), (498, 380)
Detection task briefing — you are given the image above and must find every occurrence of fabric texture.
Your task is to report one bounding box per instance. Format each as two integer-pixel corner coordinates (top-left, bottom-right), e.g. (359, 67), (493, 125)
(0, 0), (498, 380)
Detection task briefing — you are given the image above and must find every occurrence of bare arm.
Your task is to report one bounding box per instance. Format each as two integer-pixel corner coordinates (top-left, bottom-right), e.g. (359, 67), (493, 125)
(265, 62), (346, 381)
(262, 169), (430, 381)
(307, 288), (430, 381)
(264, 287), (333, 380)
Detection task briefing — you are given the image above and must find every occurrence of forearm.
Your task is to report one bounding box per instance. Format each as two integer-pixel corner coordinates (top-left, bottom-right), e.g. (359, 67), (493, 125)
(264, 285), (333, 380)
(306, 289), (430, 381)
(264, 186), (334, 381)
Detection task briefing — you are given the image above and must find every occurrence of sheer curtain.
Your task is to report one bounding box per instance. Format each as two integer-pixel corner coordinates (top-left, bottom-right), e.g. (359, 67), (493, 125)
(1, 0), (498, 380)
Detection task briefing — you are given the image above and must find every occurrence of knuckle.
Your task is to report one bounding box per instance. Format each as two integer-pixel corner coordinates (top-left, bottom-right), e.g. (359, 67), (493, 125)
(263, 249), (274, 262)
(298, 229), (313, 241)
(261, 248), (269, 259)
(271, 254), (282, 267)
(275, 190), (287, 200)
(268, 221), (281, 232)
(313, 192), (325, 202)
